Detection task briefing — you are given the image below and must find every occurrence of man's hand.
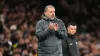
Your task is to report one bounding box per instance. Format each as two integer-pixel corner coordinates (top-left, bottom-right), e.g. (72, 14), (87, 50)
(54, 23), (59, 31)
(48, 22), (59, 31)
(48, 22), (54, 30)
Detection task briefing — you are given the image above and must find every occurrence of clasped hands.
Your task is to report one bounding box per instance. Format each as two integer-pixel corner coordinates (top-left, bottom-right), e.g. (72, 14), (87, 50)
(48, 22), (59, 31)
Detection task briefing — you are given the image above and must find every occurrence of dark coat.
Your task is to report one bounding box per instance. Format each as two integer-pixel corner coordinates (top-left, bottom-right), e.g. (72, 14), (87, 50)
(35, 15), (67, 56)
(62, 34), (80, 56)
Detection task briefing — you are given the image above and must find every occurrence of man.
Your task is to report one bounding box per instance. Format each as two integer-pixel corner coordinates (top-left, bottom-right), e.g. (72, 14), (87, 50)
(62, 22), (80, 56)
(35, 5), (67, 56)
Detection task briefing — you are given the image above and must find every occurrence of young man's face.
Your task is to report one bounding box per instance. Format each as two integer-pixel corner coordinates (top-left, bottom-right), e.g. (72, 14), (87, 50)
(67, 25), (77, 35)
(44, 8), (55, 19)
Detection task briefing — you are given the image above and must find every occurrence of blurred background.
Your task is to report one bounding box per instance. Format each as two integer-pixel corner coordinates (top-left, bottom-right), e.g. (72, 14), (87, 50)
(0, 0), (100, 56)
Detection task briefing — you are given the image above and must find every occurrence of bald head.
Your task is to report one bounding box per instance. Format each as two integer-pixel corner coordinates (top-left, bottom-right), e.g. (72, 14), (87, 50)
(44, 5), (55, 19)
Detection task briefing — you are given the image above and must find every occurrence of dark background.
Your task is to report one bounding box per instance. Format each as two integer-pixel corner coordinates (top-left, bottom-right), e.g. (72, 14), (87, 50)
(0, 0), (100, 56)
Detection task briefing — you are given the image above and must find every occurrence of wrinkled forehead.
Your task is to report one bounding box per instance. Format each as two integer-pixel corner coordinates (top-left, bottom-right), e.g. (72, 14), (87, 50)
(46, 7), (55, 12)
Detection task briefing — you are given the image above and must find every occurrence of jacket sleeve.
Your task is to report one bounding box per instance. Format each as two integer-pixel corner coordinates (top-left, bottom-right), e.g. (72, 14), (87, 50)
(55, 19), (67, 39)
(35, 20), (50, 41)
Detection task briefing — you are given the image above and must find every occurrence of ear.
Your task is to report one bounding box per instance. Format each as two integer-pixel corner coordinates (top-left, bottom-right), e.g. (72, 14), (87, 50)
(44, 10), (47, 14)
(67, 27), (69, 30)
(67, 27), (70, 32)
(44, 11), (46, 15)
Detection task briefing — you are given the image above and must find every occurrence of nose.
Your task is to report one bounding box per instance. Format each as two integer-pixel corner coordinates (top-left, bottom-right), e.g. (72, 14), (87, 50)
(52, 13), (54, 15)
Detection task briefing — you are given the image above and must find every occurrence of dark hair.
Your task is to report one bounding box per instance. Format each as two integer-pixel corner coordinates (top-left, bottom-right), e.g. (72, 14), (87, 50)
(67, 22), (77, 27)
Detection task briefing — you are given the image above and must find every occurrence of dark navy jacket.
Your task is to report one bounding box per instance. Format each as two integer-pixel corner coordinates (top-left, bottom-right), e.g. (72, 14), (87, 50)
(62, 34), (80, 56)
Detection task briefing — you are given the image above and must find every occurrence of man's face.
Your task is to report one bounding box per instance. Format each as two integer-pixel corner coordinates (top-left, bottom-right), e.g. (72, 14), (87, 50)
(44, 8), (55, 19)
(67, 25), (77, 35)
